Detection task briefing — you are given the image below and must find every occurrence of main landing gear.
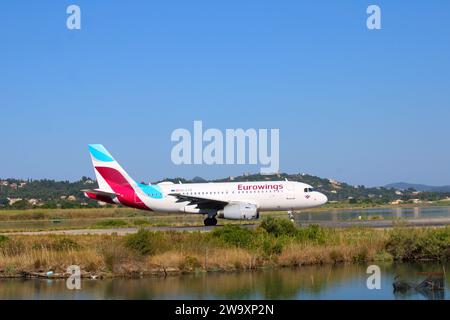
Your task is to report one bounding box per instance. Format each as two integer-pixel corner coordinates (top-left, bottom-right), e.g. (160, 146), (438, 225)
(204, 217), (218, 226)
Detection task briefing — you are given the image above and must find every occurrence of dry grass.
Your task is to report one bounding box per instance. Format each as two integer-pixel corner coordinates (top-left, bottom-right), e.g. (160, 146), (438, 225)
(0, 225), (446, 278)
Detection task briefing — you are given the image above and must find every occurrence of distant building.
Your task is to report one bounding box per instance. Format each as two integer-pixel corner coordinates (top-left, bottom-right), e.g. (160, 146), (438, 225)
(28, 199), (40, 206)
(10, 183), (18, 190)
(328, 179), (341, 186)
(390, 199), (404, 205)
(7, 198), (22, 205)
(67, 195), (77, 202)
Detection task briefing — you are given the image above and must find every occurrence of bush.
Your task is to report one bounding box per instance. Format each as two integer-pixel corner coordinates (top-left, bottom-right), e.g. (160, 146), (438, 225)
(124, 229), (155, 255)
(352, 247), (369, 263)
(101, 244), (130, 272)
(329, 249), (344, 263)
(51, 237), (80, 251)
(212, 225), (254, 248)
(259, 217), (297, 237)
(385, 227), (450, 261)
(296, 225), (327, 244)
(262, 238), (283, 257)
(0, 235), (8, 243)
(179, 256), (201, 271)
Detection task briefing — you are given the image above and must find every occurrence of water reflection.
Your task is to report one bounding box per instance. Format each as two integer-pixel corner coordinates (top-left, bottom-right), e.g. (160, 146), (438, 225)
(0, 263), (448, 300)
(294, 206), (450, 223)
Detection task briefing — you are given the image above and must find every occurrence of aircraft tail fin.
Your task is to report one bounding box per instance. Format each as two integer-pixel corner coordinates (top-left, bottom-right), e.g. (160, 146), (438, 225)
(88, 144), (136, 193)
(87, 144), (151, 210)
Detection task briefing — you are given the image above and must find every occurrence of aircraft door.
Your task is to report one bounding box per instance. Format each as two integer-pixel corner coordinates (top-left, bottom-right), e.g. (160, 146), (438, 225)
(286, 183), (296, 200)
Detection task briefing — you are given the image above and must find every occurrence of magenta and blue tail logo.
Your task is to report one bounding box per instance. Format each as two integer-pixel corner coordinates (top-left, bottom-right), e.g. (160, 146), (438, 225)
(89, 144), (114, 162)
(88, 144), (163, 200)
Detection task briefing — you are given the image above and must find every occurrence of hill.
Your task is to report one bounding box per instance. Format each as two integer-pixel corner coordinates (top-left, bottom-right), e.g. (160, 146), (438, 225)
(385, 182), (450, 193)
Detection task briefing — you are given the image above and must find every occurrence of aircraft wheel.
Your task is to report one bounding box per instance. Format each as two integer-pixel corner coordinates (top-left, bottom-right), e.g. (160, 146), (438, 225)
(204, 217), (218, 226)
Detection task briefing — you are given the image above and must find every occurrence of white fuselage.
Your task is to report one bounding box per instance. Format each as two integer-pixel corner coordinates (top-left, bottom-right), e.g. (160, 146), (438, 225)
(141, 181), (328, 214)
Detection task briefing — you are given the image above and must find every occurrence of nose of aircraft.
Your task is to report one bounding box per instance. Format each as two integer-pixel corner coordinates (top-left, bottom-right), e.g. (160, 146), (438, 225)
(318, 192), (328, 205)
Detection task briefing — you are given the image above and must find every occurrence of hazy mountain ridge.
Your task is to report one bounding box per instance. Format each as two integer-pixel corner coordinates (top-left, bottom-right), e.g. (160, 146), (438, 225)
(385, 182), (450, 193)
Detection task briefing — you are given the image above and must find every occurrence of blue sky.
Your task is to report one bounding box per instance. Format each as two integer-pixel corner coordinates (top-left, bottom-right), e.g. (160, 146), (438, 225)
(1, 1), (450, 186)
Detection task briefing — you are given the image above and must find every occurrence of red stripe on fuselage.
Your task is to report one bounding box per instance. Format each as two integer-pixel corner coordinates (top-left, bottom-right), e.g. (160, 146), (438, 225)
(95, 167), (149, 210)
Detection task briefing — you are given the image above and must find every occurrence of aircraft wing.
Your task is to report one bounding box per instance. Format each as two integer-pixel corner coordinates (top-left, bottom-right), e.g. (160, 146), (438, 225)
(169, 193), (228, 210)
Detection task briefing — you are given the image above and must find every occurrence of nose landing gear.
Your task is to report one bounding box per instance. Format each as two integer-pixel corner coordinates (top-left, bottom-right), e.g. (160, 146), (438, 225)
(288, 210), (295, 222)
(204, 217), (218, 226)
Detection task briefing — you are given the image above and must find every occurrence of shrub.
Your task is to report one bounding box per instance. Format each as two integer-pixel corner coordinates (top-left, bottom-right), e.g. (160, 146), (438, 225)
(212, 225), (253, 248)
(374, 250), (394, 262)
(0, 235), (8, 243)
(329, 249), (344, 263)
(101, 244), (130, 272)
(51, 237), (80, 251)
(352, 247), (369, 263)
(262, 238), (283, 257)
(259, 217), (297, 237)
(385, 227), (450, 261)
(124, 229), (155, 255)
(296, 225), (327, 244)
(179, 255), (201, 271)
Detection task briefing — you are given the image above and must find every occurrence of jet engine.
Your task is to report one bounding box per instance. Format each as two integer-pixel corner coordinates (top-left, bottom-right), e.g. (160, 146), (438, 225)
(218, 202), (259, 220)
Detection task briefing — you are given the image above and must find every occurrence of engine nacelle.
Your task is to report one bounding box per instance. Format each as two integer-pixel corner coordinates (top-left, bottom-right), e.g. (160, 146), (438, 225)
(218, 203), (259, 220)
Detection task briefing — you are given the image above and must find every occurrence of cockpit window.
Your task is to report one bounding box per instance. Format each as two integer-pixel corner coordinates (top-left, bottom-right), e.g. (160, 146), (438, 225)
(304, 188), (315, 193)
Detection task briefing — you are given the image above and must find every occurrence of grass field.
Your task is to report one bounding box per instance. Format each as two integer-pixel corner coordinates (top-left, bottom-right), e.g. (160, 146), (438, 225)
(0, 208), (248, 233)
(0, 218), (449, 278)
(0, 201), (449, 233)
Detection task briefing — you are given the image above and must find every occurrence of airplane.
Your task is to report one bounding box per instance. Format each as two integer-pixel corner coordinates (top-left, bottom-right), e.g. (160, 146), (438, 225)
(83, 144), (328, 226)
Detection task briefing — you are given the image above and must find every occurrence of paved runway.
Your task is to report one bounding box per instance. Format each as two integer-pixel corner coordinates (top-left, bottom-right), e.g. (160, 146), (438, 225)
(3, 217), (450, 236)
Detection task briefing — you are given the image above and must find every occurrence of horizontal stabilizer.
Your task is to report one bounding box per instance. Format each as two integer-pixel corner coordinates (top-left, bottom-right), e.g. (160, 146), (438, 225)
(81, 189), (119, 198)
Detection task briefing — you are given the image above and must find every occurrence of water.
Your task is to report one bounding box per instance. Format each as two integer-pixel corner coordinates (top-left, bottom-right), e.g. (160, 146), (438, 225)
(0, 263), (448, 300)
(294, 206), (450, 223)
